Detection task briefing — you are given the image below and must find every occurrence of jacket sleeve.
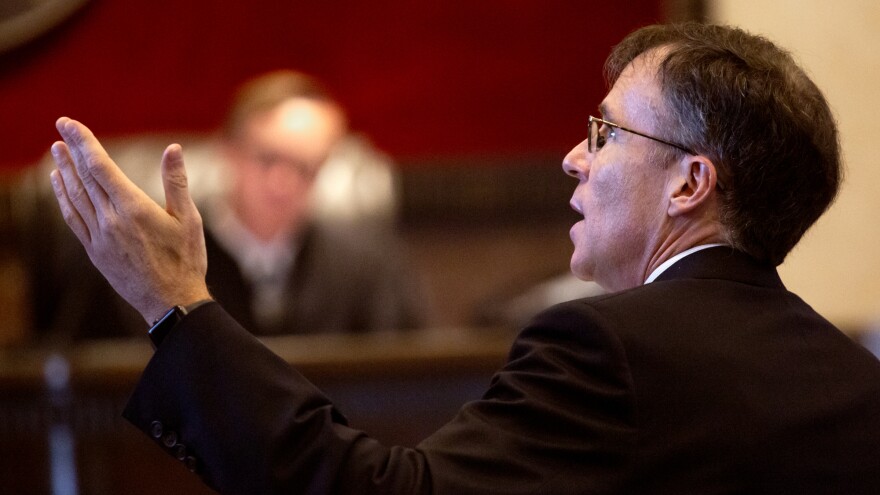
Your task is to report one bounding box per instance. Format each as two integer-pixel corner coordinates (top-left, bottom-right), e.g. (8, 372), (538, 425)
(124, 300), (637, 495)
(123, 302), (432, 495)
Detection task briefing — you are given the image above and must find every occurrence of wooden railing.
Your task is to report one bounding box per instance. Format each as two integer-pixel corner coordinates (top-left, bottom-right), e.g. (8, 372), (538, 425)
(0, 327), (514, 494)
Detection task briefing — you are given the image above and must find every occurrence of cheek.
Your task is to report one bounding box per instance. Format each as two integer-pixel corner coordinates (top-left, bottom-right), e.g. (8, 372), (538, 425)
(233, 165), (266, 195)
(581, 166), (653, 252)
(586, 165), (629, 217)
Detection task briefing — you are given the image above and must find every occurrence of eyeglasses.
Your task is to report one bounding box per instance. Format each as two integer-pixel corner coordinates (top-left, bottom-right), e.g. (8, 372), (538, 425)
(243, 147), (321, 180)
(588, 116), (695, 155)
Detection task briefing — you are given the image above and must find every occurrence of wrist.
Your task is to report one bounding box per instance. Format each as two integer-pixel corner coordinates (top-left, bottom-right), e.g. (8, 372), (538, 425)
(144, 285), (213, 325)
(147, 299), (212, 348)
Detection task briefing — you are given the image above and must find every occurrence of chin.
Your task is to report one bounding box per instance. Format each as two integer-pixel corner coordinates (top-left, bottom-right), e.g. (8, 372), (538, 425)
(569, 256), (592, 282)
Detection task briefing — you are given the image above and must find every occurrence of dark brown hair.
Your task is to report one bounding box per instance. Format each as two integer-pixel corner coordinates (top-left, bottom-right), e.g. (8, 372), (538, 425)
(606, 23), (841, 265)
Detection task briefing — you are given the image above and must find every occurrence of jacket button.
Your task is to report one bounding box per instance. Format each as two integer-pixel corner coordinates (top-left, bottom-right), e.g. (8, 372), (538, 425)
(173, 444), (188, 461)
(184, 455), (198, 473)
(150, 421), (163, 439)
(162, 430), (178, 448)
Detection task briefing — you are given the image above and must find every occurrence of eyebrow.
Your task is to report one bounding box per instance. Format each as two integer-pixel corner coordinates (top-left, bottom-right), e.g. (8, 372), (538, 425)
(598, 102), (616, 123)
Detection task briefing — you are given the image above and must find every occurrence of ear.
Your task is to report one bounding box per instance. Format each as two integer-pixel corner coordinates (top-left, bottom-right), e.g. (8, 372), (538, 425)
(666, 154), (719, 217)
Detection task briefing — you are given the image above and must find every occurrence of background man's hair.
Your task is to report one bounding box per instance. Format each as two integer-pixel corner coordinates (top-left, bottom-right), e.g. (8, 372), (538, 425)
(222, 70), (338, 141)
(606, 23), (841, 265)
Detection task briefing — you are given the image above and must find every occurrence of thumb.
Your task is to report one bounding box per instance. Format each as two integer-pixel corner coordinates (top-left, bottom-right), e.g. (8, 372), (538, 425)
(161, 144), (197, 218)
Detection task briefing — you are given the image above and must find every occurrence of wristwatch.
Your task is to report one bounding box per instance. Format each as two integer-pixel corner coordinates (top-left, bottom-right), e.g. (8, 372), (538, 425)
(148, 305), (188, 349)
(147, 300), (213, 348)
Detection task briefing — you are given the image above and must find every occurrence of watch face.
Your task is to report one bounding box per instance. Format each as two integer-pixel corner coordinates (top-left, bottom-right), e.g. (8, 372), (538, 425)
(148, 305), (186, 348)
(0, 0), (90, 54)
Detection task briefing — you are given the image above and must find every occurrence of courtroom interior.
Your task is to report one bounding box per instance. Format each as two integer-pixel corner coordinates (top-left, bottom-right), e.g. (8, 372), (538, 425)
(1, 0), (879, 493)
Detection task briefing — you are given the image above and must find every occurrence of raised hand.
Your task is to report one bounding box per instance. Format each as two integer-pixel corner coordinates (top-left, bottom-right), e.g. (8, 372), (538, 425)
(49, 117), (212, 324)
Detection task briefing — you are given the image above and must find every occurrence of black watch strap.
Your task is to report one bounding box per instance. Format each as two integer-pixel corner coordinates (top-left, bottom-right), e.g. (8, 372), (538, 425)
(147, 300), (213, 349)
(148, 305), (188, 349)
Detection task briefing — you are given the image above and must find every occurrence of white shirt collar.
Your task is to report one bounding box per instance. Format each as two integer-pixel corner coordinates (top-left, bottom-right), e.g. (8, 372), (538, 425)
(644, 244), (727, 284)
(206, 200), (296, 283)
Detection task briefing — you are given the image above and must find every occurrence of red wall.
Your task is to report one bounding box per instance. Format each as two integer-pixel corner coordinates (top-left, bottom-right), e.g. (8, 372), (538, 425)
(0, 0), (664, 168)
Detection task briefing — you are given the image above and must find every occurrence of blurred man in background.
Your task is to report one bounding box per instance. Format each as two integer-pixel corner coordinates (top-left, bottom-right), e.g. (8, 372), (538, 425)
(202, 70), (427, 335)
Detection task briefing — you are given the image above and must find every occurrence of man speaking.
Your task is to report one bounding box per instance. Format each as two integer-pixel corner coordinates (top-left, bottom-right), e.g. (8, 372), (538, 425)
(48, 22), (880, 494)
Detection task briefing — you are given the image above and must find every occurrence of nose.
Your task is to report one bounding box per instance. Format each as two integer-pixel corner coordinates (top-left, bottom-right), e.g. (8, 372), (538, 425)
(562, 138), (590, 180)
(263, 161), (312, 197)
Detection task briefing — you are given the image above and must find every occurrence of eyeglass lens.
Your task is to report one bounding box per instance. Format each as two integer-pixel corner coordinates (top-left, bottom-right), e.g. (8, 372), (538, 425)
(589, 118), (608, 153)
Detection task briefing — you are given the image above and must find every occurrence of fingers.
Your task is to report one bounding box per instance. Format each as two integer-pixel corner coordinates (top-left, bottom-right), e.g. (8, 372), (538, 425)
(51, 140), (98, 238)
(160, 144), (197, 219)
(49, 166), (92, 245)
(56, 117), (151, 219)
(55, 117), (113, 217)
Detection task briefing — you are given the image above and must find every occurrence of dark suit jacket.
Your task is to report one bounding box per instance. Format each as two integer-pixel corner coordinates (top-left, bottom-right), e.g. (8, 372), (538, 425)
(123, 247), (880, 494)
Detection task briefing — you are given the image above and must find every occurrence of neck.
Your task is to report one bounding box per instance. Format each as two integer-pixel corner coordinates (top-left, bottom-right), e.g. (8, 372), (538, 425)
(641, 220), (726, 286)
